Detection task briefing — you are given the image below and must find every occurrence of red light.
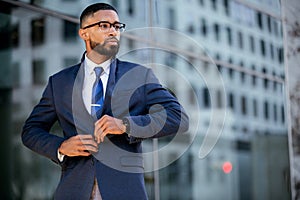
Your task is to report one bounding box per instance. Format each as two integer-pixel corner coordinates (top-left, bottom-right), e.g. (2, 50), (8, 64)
(222, 161), (232, 174)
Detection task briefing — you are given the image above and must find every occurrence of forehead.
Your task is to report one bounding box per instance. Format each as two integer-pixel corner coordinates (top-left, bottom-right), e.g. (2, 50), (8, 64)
(85, 10), (120, 24)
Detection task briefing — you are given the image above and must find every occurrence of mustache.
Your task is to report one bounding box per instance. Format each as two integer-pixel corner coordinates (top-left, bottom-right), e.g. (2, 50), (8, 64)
(104, 37), (119, 44)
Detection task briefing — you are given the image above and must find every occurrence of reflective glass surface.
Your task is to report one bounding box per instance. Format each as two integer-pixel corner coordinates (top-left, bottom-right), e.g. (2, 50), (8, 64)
(0, 0), (290, 199)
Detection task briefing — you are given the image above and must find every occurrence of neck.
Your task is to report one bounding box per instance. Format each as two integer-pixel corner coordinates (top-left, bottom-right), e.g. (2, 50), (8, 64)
(86, 50), (112, 65)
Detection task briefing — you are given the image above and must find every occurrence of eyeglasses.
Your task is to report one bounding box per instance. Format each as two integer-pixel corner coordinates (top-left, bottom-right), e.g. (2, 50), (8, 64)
(82, 21), (126, 32)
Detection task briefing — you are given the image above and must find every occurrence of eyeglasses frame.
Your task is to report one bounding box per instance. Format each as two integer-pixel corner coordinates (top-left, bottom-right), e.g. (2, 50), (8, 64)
(82, 20), (126, 32)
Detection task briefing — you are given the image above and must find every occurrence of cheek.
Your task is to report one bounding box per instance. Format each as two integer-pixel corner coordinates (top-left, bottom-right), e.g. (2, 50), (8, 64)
(90, 33), (106, 43)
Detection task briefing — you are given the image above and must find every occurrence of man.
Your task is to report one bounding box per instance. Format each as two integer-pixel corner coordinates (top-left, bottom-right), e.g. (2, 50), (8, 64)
(22, 3), (189, 200)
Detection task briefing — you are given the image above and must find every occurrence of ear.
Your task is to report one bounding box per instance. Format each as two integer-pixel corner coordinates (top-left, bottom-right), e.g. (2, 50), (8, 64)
(78, 28), (89, 40)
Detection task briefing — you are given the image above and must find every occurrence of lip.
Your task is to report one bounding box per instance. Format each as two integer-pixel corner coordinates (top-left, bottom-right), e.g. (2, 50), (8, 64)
(106, 39), (119, 44)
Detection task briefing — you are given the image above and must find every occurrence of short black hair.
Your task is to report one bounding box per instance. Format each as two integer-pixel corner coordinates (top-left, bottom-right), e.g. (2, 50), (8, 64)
(80, 3), (118, 28)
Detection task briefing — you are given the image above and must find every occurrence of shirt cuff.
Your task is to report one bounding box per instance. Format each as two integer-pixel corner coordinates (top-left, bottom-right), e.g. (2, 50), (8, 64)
(57, 149), (65, 162)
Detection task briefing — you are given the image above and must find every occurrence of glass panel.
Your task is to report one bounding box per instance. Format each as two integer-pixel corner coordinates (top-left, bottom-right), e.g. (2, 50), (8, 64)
(1, 0), (291, 199)
(0, 2), (82, 199)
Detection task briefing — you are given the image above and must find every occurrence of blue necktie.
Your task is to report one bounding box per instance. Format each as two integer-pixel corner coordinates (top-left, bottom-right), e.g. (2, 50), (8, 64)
(91, 67), (104, 119)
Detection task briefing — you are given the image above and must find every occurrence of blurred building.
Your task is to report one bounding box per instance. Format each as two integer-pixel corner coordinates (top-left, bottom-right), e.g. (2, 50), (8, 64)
(0, 0), (291, 199)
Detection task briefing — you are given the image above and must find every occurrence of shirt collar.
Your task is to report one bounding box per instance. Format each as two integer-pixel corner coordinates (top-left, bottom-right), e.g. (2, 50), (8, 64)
(84, 54), (111, 75)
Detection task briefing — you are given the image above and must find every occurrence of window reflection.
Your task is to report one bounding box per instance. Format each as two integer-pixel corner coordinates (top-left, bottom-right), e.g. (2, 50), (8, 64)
(31, 18), (45, 46)
(0, 0), (291, 199)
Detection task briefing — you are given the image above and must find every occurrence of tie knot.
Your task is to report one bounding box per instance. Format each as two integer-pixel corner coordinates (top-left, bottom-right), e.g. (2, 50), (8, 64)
(94, 67), (103, 77)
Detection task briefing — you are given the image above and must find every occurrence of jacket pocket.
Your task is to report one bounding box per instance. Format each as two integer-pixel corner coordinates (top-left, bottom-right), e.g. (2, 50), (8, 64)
(120, 156), (144, 169)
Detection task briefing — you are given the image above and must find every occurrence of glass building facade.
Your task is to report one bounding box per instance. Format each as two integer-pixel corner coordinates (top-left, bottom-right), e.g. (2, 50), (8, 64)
(0, 0), (291, 199)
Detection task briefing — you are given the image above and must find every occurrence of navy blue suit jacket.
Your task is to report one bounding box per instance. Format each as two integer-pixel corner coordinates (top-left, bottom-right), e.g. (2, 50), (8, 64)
(22, 58), (189, 200)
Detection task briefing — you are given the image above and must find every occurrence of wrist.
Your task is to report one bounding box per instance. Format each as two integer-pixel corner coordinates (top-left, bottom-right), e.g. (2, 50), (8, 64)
(57, 148), (65, 162)
(122, 117), (131, 135)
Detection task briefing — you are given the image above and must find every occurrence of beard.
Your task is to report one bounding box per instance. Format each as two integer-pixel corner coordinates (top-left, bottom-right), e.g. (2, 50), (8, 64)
(90, 37), (120, 58)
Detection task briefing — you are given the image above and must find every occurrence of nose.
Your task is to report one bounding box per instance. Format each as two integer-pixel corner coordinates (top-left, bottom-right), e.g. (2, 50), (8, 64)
(108, 25), (118, 36)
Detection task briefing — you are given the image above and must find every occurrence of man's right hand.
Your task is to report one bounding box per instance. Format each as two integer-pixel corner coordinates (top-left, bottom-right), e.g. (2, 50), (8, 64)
(58, 135), (99, 157)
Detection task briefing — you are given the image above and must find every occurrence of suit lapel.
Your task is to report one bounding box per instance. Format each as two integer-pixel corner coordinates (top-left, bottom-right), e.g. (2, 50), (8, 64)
(72, 62), (95, 135)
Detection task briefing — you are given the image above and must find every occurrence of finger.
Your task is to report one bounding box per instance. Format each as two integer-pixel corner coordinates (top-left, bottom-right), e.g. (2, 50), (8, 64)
(98, 121), (111, 143)
(99, 129), (110, 143)
(94, 118), (109, 143)
(77, 143), (98, 153)
(77, 150), (92, 156)
(83, 144), (99, 153)
(95, 115), (111, 128)
(94, 127), (103, 144)
(77, 134), (94, 140)
(81, 137), (98, 147)
(79, 138), (99, 149)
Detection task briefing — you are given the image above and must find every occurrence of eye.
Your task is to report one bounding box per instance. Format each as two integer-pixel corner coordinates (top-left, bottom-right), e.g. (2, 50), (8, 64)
(99, 23), (110, 29)
(114, 24), (121, 30)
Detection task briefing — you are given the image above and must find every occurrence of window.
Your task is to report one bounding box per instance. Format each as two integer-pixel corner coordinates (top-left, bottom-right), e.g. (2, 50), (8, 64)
(226, 27), (232, 45)
(270, 43), (274, 59)
(228, 58), (234, 78)
(238, 31), (243, 49)
(216, 90), (223, 108)
(228, 92), (234, 110)
(257, 12), (263, 30)
(199, 0), (204, 6)
(63, 21), (78, 42)
(240, 62), (245, 83)
(223, 0), (229, 15)
(32, 59), (46, 85)
(251, 74), (257, 87)
(249, 35), (255, 53)
(215, 54), (221, 72)
(281, 105), (285, 123)
(273, 103), (277, 122)
(273, 20), (279, 36)
(262, 68), (268, 89)
(201, 18), (207, 36)
(214, 23), (220, 41)
(264, 101), (269, 120)
(128, 0), (134, 16)
(253, 99), (258, 117)
(11, 23), (19, 47)
(203, 87), (211, 108)
(211, 0), (217, 10)
(188, 24), (195, 34)
(273, 79), (277, 92)
(251, 66), (257, 86)
(260, 39), (266, 57)
(165, 53), (177, 67)
(31, 17), (45, 46)
(241, 96), (247, 115)
(278, 47), (284, 64)
(169, 8), (175, 29)
(267, 16), (272, 33)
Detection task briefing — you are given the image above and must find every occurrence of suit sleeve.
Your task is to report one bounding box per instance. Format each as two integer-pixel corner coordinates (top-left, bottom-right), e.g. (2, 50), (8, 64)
(125, 68), (189, 142)
(22, 76), (65, 164)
